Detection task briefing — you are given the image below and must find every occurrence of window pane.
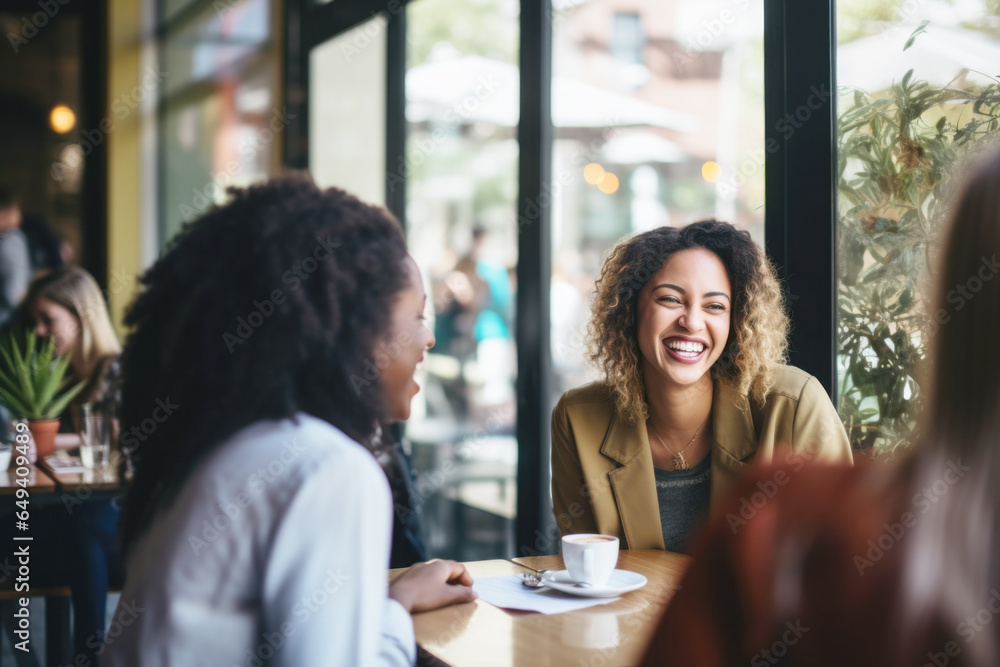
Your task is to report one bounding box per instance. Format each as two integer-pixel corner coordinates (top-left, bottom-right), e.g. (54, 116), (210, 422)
(162, 0), (270, 97)
(836, 1), (1000, 454)
(160, 62), (274, 243)
(308, 14), (387, 205)
(160, 0), (201, 23)
(405, 0), (519, 560)
(551, 0), (765, 395)
(159, 0), (276, 245)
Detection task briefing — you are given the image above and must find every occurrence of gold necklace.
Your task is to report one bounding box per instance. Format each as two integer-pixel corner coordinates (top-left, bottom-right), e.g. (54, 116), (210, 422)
(647, 417), (707, 471)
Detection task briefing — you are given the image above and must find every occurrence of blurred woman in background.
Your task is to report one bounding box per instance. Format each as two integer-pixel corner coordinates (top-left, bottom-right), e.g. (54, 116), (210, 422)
(25, 266), (122, 444)
(641, 149), (1000, 665)
(8, 266), (123, 665)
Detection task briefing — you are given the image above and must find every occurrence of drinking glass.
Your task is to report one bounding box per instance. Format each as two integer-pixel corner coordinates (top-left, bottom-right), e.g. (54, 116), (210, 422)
(80, 405), (111, 468)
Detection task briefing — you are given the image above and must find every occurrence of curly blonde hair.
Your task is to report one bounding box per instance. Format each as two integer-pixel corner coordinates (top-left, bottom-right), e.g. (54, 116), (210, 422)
(587, 220), (789, 424)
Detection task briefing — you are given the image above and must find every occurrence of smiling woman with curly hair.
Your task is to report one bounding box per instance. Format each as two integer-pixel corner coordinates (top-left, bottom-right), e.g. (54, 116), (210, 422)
(551, 220), (852, 552)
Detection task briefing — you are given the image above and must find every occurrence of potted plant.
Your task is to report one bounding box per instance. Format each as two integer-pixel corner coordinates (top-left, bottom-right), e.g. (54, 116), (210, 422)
(0, 331), (86, 458)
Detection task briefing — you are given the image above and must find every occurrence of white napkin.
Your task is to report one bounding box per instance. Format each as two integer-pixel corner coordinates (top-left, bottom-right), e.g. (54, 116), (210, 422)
(44, 455), (86, 474)
(472, 575), (620, 614)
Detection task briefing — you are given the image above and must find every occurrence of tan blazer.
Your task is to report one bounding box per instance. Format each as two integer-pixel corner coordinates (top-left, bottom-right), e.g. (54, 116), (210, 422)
(550, 365), (853, 549)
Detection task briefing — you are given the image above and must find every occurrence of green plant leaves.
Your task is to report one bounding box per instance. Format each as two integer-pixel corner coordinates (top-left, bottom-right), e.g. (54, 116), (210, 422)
(0, 384), (31, 418)
(0, 330), (86, 421)
(903, 21), (930, 52)
(837, 56), (1000, 455)
(902, 68), (914, 90)
(42, 378), (87, 421)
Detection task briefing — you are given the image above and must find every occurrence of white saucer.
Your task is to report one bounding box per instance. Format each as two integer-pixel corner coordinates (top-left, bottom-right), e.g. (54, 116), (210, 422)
(541, 569), (648, 597)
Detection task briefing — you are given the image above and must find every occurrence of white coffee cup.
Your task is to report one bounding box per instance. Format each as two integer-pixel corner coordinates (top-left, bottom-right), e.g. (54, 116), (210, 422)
(561, 533), (619, 587)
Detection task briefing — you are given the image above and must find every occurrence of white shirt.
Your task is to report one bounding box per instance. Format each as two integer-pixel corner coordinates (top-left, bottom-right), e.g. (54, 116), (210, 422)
(103, 414), (416, 666)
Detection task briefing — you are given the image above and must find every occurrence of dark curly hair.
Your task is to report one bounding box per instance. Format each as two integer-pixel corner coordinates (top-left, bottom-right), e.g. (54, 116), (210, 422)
(588, 220), (789, 423)
(118, 174), (411, 553)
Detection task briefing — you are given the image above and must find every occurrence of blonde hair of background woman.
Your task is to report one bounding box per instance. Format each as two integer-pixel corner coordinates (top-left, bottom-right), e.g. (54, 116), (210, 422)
(24, 266), (121, 382)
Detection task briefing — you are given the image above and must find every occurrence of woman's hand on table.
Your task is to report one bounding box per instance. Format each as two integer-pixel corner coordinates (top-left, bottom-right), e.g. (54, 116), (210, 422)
(389, 559), (477, 613)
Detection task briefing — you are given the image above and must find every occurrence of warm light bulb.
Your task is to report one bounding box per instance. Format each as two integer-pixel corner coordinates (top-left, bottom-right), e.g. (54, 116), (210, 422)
(701, 161), (721, 183)
(50, 105), (76, 134)
(583, 163), (605, 185)
(598, 172), (619, 194)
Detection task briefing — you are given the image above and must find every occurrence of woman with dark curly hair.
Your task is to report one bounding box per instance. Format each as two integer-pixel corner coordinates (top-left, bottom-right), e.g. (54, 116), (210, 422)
(551, 220), (853, 552)
(104, 176), (476, 666)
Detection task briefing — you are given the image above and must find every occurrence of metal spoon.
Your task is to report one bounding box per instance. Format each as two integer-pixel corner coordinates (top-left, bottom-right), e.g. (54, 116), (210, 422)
(505, 559), (552, 588)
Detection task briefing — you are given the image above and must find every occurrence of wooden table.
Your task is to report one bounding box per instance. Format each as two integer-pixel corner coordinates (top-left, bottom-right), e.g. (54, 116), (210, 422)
(0, 457), (124, 666)
(41, 461), (122, 495)
(405, 549), (689, 667)
(0, 466), (56, 495)
(0, 458), (122, 503)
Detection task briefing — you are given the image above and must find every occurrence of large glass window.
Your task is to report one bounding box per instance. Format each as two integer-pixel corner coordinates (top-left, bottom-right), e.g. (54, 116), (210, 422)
(836, 0), (1000, 454)
(405, 0), (519, 560)
(283, 0), (1000, 551)
(550, 0), (766, 397)
(308, 14), (387, 204)
(158, 0), (279, 245)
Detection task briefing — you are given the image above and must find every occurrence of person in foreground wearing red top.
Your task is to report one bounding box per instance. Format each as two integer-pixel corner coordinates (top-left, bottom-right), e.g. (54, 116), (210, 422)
(642, 149), (1000, 667)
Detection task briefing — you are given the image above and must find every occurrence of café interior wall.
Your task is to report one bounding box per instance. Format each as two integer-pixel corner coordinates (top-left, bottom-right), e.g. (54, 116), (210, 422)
(105, 0), (143, 339)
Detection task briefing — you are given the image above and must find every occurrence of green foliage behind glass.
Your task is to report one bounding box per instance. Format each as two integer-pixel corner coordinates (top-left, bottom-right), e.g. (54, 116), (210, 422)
(837, 30), (1000, 455)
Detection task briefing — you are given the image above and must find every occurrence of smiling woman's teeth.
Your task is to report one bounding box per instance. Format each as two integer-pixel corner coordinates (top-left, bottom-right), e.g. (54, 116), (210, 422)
(666, 340), (705, 357)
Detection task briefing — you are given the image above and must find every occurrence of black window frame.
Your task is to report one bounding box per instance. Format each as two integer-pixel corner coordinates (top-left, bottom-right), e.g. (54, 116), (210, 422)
(764, 0), (837, 398)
